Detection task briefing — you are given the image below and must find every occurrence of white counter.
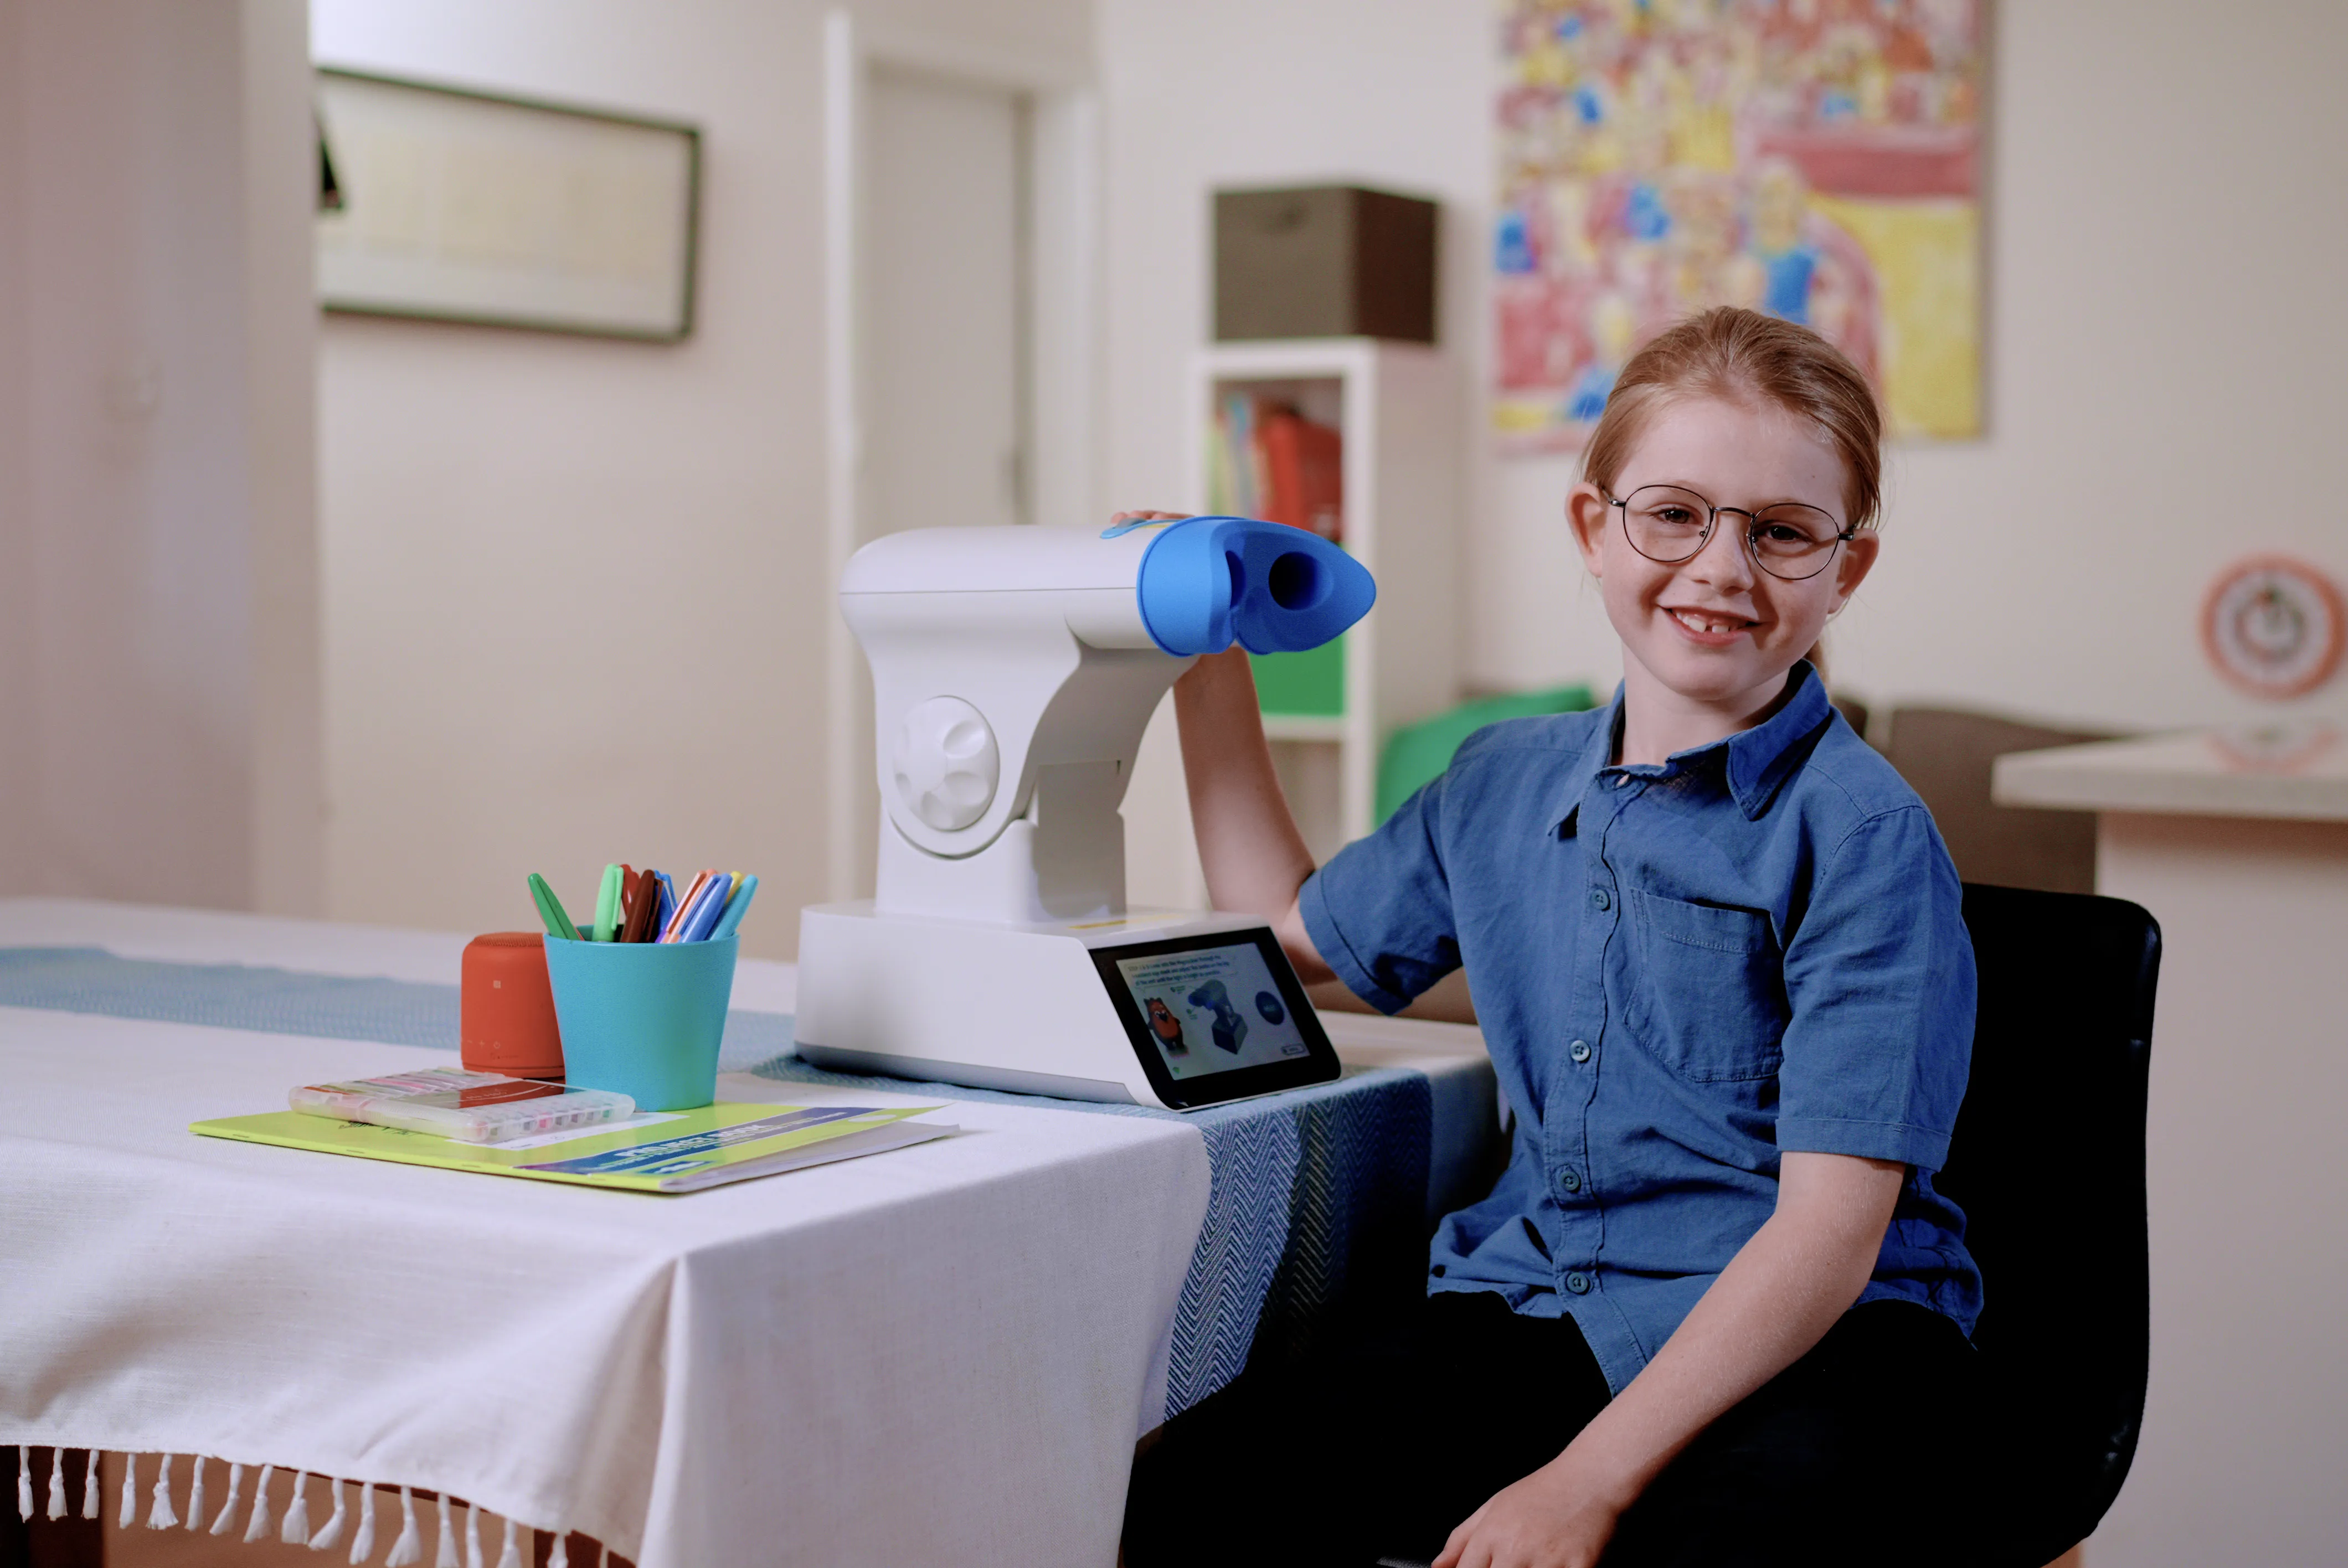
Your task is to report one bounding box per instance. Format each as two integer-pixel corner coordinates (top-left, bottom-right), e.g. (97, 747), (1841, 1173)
(1991, 727), (2348, 1568)
(1992, 724), (2348, 822)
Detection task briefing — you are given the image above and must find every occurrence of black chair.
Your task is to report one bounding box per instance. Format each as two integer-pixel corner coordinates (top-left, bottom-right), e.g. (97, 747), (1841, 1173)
(1361, 884), (2158, 1568)
(1935, 883), (2158, 1565)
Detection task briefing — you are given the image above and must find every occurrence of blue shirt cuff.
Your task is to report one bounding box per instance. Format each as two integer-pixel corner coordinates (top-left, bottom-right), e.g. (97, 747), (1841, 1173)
(1775, 1115), (1953, 1172)
(1297, 868), (1413, 1015)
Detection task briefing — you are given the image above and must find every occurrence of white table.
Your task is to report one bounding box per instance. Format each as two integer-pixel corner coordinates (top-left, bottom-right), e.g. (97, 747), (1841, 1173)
(0, 900), (1496, 1567)
(1994, 729), (2348, 1567)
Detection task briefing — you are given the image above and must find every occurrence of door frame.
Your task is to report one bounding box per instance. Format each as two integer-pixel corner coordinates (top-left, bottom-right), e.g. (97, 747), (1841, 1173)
(822, 10), (1099, 900)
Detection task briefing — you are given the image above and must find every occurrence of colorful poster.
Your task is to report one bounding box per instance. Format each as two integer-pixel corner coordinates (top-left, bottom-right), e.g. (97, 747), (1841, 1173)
(1493, 0), (1984, 452)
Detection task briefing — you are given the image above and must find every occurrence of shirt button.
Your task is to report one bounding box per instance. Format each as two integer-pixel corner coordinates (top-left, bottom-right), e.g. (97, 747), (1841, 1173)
(1566, 1271), (1592, 1294)
(1558, 1168), (1582, 1194)
(1569, 1039), (1592, 1064)
(1590, 888), (1611, 911)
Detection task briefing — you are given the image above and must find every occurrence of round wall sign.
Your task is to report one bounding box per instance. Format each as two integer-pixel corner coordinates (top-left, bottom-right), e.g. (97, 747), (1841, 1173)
(2200, 556), (2345, 699)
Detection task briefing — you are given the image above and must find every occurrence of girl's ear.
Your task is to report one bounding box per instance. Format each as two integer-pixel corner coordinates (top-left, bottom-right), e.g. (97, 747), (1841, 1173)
(1566, 482), (1613, 576)
(1828, 528), (1881, 612)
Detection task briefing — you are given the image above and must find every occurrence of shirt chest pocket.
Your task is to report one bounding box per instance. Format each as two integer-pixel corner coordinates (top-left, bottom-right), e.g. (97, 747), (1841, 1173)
(1622, 889), (1789, 1084)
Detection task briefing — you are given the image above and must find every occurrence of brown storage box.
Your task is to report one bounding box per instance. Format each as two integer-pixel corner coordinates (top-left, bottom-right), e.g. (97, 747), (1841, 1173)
(1214, 185), (1438, 344)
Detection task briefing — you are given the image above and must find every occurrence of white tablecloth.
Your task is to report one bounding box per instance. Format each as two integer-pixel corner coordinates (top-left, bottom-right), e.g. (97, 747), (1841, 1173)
(0, 901), (1500, 1566)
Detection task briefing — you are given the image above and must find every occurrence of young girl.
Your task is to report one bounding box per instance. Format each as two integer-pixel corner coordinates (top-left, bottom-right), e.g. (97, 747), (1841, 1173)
(1121, 308), (1981, 1568)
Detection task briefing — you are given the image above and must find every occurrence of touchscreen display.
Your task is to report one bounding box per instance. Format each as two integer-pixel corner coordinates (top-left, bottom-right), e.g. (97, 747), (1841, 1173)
(1113, 941), (1315, 1081)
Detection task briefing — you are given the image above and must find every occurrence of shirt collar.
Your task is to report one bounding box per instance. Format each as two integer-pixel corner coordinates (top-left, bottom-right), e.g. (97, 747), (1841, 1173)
(1551, 661), (1832, 830)
(1548, 692), (1623, 833)
(1718, 661), (1832, 818)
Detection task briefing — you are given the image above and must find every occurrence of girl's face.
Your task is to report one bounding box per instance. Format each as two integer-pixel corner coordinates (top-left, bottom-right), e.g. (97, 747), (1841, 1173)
(1566, 395), (1877, 720)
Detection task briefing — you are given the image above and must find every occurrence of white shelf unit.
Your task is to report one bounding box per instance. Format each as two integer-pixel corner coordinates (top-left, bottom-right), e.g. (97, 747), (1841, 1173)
(1186, 338), (1461, 862)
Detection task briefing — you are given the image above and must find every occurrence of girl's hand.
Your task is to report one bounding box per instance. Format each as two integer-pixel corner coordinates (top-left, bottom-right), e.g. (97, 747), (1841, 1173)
(1109, 508), (1190, 525)
(1432, 1445), (1636, 1568)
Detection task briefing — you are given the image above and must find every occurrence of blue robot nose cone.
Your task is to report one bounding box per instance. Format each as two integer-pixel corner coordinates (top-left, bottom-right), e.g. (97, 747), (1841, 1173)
(1134, 516), (1377, 657)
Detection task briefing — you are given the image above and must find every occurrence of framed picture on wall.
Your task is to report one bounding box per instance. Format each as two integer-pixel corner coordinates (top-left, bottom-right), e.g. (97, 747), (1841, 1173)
(315, 68), (700, 341)
(1491, 3), (1985, 451)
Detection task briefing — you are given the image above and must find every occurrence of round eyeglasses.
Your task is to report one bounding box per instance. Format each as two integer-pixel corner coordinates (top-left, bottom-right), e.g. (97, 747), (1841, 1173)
(1606, 484), (1858, 582)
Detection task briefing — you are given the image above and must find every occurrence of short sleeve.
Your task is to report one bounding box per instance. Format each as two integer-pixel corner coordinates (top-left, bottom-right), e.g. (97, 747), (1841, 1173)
(1776, 806), (1976, 1172)
(1297, 773), (1463, 1015)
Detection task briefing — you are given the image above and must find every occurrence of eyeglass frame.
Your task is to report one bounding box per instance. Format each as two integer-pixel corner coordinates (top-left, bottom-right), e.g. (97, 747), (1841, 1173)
(1604, 484), (1862, 582)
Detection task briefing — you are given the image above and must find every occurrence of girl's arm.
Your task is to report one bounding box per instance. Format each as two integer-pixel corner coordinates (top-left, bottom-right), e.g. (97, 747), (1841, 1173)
(1171, 646), (1335, 984)
(1433, 1150), (1906, 1568)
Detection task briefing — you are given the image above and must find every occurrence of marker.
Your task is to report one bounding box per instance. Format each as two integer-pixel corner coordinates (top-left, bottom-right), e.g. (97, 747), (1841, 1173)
(664, 870), (719, 942)
(527, 873), (581, 942)
(709, 874), (758, 940)
(653, 871), (678, 935)
(660, 870), (703, 942)
(621, 868), (659, 942)
(677, 875), (732, 942)
(616, 864), (642, 937)
(593, 863), (624, 942)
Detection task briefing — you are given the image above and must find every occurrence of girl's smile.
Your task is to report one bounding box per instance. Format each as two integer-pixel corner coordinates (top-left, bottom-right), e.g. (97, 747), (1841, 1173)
(1663, 606), (1760, 644)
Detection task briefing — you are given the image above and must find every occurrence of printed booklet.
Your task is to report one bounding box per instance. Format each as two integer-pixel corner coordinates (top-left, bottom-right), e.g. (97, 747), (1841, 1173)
(192, 1098), (956, 1194)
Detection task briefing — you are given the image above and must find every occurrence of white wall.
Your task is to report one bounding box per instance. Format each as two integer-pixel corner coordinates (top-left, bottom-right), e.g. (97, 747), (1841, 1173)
(312, 0), (2348, 940)
(243, 0), (331, 913)
(0, 3), (29, 891)
(1099, 0), (2348, 740)
(310, 0), (1089, 955)
(0, 0), (321, 911)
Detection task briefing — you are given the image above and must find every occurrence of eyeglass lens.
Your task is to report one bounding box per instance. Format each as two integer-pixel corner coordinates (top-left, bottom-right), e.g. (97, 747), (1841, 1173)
(1617, 485), (1844, 580)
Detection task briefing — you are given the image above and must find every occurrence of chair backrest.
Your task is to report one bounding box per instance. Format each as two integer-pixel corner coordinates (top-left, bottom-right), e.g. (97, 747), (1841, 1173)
(1880, 708), (2119, 894)
(1934, 884), (2160, 1565)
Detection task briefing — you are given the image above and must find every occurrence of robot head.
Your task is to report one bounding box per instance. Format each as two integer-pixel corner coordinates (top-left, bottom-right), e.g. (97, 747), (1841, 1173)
(841, 518), (1376, 922)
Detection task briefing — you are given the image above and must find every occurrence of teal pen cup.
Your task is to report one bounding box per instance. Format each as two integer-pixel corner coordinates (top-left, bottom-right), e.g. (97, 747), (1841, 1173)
(542, 934), (737, 1111)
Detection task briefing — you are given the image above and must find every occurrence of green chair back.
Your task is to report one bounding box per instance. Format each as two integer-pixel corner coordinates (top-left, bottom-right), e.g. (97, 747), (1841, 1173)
(1376, 685), (1595, 825)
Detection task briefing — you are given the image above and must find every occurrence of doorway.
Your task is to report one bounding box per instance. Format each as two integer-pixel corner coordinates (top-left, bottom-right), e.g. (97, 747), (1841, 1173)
(824, 16), (1095, 900)
(865, 64), (1030, 539)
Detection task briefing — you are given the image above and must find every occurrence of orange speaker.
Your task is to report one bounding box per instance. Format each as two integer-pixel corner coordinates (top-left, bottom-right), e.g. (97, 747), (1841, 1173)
(461, 932), (566, 1080)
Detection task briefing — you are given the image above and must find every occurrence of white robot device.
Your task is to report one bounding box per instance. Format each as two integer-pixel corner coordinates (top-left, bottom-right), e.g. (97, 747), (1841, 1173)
(795, 515), (1377, 1110)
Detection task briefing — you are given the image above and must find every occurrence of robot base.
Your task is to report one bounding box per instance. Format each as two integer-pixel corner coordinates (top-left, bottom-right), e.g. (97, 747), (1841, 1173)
(794, 902), (1274, 1109)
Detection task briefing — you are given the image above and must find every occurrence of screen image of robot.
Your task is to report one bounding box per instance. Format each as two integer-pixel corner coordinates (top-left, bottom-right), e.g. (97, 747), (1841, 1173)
(1114, 943), (1312, 1078)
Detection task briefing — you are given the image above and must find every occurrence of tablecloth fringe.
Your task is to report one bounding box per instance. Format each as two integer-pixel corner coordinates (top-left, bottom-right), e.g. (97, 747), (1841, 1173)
(14, 1445), (595, 1566)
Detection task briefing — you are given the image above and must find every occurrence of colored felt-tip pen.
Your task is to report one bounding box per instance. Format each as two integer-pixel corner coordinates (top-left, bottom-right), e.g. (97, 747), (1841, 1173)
(528, 873), (582, 942)
(593, 863), (624, 942)
(709, 874), (758, 941)
(678, 875), (732, 942)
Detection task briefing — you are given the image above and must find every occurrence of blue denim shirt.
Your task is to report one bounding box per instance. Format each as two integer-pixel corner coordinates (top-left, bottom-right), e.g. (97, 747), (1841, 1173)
(1299, 666), (1981, 1393)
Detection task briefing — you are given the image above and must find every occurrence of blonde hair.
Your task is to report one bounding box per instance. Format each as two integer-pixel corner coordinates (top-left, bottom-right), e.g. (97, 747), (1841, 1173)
(1583, 307), (1882, 529)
